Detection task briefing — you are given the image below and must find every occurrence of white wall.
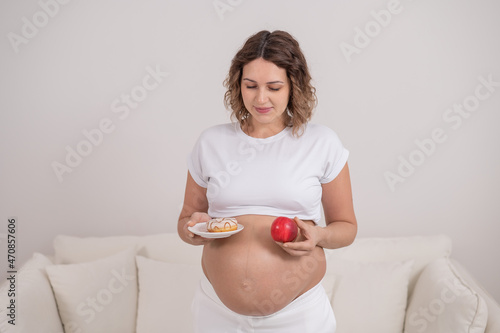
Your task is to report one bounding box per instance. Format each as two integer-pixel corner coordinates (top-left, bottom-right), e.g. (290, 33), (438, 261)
(1, 0), (499, 301)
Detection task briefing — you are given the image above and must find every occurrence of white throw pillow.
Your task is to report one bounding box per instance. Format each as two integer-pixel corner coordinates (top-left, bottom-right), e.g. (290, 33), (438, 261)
(325, 258), (414, 333)
(135, 255), (203, 333)
(0, 253), (64, 333)
(46, 248), (137, 333)
(325, 235), (452, 292)
(53, 233), (202, 265)
(404, 257), (488, 333)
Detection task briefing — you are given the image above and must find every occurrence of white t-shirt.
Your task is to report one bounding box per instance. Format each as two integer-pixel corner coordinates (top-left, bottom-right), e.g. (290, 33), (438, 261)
(187, 122), (349, 223)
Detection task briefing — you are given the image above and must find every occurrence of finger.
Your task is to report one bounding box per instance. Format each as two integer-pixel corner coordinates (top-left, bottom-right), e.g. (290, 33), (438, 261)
(187, 217), (205, 227)
(185, 220), (198, 238)
(275, 240), (312, 256)
(293, 216), (307, 229)
(189, 216), (201, 224)
(190, 212), (202, 223)
(293, 217), (310, 239)
(191, 213), (211, 224)
(188, 233), (207, 244)
(283, 240), (315, 252)
(282, 246), (311, 256)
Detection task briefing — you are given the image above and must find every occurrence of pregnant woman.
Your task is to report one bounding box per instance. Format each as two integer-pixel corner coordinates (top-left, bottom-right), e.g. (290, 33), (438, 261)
(178, 30), (357, 333)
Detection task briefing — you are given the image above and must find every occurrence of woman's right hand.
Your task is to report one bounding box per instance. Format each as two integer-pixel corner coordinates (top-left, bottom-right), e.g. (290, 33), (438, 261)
(184, 212), (213, 245)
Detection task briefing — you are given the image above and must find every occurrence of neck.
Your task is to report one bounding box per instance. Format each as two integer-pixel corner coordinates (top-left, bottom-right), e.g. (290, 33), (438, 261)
(244, 118), (286, 138)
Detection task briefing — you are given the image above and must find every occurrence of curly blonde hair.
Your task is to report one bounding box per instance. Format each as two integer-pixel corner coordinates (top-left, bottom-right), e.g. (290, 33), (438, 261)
(223, 30), (317, 136)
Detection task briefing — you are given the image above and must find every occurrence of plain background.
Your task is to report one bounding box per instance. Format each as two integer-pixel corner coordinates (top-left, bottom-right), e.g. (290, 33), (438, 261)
(1, 0), (499, 302)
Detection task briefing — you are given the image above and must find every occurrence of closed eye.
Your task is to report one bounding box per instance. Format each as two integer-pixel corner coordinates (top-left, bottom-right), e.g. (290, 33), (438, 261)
(244, 85), (280, 91)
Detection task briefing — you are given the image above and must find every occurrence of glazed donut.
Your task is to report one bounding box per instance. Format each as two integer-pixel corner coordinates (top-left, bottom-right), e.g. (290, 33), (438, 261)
(207, 217), (238, 232)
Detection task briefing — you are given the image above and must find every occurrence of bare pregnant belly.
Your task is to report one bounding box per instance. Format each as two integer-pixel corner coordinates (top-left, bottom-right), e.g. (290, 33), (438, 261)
(202, 215), (326, 316)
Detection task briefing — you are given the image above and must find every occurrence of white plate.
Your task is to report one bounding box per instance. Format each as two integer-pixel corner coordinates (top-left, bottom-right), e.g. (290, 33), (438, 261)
(188, 222), (244, 238)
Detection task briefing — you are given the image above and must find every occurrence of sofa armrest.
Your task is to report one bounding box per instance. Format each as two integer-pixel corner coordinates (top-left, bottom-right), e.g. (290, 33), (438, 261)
(450, 259), (500, 333)
(0, 253), (63, 333)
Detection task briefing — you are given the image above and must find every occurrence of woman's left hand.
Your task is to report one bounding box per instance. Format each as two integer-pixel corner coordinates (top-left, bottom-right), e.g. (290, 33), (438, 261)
(275, 217), (321, 256)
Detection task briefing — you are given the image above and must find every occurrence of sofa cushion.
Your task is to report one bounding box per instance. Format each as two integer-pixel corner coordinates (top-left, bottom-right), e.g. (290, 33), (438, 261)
(324, 258), (414, 333)
(135, 255), (203, 333)
(404, 257), (488, 333)
(53, 233), (202, 265)
(46, 248), (137, 333)
(0, 253), (64, 333)
(325, 234), (452, 292)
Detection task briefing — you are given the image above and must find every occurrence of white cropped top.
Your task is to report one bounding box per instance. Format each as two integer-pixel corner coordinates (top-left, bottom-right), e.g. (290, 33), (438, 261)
(187, 122), (349, 223)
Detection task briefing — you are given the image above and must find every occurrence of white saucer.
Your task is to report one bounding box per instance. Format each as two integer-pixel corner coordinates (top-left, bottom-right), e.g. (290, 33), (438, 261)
(188, 222), (244, 239)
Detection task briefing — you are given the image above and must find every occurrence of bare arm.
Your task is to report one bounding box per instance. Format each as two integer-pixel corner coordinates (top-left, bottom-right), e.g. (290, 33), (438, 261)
(316, 162), (357, 249)
(177, 171), (212, 245)
(280, 163), (357, 255)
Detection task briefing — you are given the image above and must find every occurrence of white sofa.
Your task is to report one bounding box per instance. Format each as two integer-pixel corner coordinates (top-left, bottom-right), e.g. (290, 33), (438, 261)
(1, 233), (499, 333)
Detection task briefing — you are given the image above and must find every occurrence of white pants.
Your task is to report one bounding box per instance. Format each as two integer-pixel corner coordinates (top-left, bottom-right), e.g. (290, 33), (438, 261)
(192, 274), (336, 333)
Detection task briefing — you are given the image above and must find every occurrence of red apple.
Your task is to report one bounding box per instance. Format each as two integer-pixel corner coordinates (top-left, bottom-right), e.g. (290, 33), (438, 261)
(271, 217), (298, 243)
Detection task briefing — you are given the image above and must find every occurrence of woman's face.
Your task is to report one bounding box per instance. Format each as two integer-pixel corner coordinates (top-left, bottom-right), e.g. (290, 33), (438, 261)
(241, 58), (290, 131)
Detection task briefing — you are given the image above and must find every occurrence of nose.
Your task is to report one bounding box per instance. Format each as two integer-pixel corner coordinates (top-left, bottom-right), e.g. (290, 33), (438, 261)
(257, 88), (268, 104)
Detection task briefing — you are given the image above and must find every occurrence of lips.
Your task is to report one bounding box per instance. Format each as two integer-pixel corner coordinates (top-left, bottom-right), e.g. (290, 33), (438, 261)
(254, 107), (272, 114)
